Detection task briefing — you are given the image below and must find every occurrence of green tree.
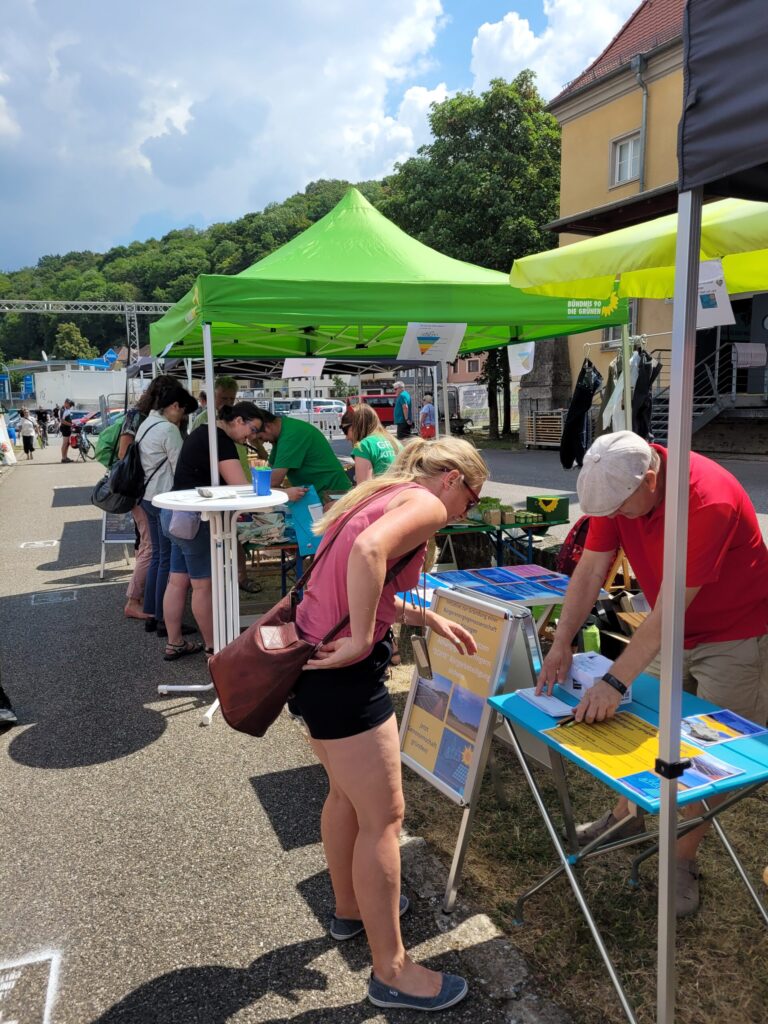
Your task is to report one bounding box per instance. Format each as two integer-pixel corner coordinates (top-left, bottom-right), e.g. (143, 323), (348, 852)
(380, 73), (560, 437)
(330, 374), (353, 398)
(52, 322), (99, 360)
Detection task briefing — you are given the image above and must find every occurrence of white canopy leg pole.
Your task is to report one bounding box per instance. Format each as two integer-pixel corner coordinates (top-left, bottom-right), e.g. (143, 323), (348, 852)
(202, 321), (226, 655)
(203, 323), (219, 485)
(433, 366), (440, 438)
(185, 358), (193, 393)
(622, 323), (633, 432)
(441, 361), (451, 436)
(656, 186), (702, 1024)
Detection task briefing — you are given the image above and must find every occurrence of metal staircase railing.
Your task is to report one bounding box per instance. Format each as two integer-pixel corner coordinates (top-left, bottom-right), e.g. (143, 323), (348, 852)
(650, 344), (737, 444)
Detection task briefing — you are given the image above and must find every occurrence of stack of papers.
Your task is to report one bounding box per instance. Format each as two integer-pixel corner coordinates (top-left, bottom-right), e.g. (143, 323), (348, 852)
(515, 687), (575, 718)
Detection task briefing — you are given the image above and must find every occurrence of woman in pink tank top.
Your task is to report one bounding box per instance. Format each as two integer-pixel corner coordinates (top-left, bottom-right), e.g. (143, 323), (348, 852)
(290, 437), (488, 1012)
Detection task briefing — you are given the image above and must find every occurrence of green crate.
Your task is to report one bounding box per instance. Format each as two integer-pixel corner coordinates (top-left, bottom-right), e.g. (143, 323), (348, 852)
(526, 495), (569, 523)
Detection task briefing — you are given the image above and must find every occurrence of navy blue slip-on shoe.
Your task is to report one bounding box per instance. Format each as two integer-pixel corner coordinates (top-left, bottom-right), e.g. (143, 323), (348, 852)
(367, 971), (468, 1011)
(329, 894), (409, 941)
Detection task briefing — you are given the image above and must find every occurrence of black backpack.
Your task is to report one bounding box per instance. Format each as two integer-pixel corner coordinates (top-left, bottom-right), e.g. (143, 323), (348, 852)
(91, 421), (167, 514)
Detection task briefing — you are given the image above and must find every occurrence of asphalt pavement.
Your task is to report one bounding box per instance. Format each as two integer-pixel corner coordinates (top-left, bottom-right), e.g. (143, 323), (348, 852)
(0, 446), (567, 1024)
(3, 440), (766, 1024)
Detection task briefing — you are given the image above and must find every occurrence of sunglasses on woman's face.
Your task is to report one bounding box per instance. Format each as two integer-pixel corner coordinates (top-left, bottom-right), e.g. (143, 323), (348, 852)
(341, 422), (352, 435)
(461, 476), (481, 511)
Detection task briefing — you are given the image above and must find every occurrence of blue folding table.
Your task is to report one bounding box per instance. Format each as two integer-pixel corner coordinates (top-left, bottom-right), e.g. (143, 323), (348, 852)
(489, 675), (768, 1024)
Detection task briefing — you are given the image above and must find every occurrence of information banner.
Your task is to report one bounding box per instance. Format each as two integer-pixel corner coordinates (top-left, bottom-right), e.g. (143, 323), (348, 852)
(397, 322), (467, 363)
(400, 590), (513, 805)
(103, 511), (135, 544)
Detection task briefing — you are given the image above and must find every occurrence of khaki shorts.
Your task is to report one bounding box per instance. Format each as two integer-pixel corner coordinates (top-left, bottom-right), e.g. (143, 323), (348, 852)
(646, 634), (768, 726)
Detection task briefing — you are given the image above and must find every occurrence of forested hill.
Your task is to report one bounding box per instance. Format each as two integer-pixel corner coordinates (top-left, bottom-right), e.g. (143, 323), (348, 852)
(0, 178), (384, 361)
(0, 74), (560, 364)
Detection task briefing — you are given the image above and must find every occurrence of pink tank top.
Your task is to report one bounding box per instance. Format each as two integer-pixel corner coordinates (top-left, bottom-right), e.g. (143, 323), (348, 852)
(295, 483), (427, 648)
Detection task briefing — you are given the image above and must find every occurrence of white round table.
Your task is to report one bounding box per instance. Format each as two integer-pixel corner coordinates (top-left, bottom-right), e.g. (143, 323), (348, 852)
(152, 485), (288, 722)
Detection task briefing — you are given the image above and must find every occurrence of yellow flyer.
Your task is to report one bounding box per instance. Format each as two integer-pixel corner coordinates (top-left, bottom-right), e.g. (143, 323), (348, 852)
(543, 713), (702, 781)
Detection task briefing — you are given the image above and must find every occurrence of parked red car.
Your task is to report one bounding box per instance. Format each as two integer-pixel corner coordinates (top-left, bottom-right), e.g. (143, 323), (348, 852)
(346, 392), (396, 426)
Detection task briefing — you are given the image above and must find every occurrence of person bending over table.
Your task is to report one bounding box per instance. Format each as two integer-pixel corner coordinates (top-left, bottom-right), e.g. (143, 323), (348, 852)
(159, 402), (265, 660)
(251, 407), (352, 503)
(193, 376), (268, 594)
(537, 430), (768, 916)
(344, 403), (400, 483)
(289, 437), (487, 1011)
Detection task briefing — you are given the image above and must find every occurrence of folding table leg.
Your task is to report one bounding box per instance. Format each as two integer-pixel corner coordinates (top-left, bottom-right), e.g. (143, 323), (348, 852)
(706, 801), (768, 926)
(550, 753), (579, 854)
(501, 720), (639, 1024)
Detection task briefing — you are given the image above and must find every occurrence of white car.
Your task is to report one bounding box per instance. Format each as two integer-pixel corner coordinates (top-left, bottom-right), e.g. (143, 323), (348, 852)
(270, 398), (345, 420)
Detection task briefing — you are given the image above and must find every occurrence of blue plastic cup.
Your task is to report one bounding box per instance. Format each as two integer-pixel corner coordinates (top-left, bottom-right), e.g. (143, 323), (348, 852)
(251, 467), (271, 496)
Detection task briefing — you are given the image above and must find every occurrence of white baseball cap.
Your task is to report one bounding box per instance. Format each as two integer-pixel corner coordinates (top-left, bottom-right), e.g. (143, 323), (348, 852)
(577, 431), (653, 516)
(393, 381), (405, 390)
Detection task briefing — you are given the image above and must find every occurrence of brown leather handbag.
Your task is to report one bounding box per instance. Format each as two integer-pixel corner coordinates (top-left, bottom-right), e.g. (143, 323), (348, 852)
(208, 490), (419, 737)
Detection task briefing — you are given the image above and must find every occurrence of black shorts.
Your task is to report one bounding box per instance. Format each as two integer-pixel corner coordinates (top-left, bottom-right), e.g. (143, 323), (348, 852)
(22, 435), (35, 454)
(60, 424), (72, 437)
(288, 638), (394, 740)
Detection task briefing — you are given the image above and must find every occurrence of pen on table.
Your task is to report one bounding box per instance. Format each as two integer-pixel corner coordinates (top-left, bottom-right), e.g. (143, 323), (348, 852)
(558, 714), (578, 728)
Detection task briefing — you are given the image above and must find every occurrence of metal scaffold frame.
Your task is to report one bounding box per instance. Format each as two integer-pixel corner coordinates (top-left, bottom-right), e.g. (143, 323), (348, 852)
(0, 299), (172, 365)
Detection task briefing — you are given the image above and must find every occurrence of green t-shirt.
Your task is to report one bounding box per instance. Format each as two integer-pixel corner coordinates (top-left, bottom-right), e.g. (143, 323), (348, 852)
(269, 417), (352, 497)
(351, 434), (397, 476)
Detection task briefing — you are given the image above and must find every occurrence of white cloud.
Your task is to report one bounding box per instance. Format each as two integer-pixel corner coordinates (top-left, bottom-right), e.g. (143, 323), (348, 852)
(0, 0), (448, 269)
(0, 95), (20, 137)
(471, 0), (640, 100)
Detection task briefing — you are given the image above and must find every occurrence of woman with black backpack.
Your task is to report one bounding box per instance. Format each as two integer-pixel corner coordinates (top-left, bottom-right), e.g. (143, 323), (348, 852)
(118, 375), (180, 623)
(135, 382), (198, 640)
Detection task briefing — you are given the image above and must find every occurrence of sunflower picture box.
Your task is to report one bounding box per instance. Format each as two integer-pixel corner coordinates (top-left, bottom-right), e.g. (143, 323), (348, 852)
(526, 495), (569, 523)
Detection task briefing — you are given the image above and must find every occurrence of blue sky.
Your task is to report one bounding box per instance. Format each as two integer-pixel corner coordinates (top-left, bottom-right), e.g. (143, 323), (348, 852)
(0, 1), (638, 272)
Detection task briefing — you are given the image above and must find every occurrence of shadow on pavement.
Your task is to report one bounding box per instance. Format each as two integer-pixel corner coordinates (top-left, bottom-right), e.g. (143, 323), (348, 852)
(250, 764), (327, 851)
(37, 519), (102, 571)
(7, 705), (167, 770)
(51, 485), (100, 508)
(88, 936), (331, 1024)
(3, 579), (170, 768)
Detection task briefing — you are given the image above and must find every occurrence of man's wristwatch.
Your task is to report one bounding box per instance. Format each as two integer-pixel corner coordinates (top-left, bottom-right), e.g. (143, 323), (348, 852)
(601, 672), (628, 697)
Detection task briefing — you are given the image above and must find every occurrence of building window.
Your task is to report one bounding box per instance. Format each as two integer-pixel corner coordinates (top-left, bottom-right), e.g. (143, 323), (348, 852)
(603, 299), (638, 349)
(611, 132), (640, 186)
(466, 359), (480, 373)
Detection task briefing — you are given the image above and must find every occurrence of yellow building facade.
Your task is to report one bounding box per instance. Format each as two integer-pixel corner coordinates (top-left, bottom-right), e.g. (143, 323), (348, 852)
(550, 37), (683, 389)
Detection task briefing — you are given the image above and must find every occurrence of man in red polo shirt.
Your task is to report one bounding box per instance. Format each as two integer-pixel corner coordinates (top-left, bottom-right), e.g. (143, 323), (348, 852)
(537, 431), (768, 915)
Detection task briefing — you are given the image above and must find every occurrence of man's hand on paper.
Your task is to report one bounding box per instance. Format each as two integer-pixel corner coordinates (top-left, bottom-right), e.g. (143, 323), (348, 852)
(575, 679), (622, 723)
(536, 640), (573, 696)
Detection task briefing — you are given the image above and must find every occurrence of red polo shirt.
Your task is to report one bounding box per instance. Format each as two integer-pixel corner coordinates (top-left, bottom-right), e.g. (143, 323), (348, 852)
(585, 445), (768, 648)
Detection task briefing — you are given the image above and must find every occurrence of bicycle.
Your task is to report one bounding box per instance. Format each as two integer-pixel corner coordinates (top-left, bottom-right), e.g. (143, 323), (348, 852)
(74, 426), (95, 461)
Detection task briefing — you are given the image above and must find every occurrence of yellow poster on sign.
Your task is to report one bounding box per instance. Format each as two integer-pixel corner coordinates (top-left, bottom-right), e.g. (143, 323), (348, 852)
(401, 592), (510, 801)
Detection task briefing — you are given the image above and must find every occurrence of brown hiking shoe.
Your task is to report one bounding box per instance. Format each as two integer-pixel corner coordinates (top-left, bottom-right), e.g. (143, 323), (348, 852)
(575, 809), (647, 847)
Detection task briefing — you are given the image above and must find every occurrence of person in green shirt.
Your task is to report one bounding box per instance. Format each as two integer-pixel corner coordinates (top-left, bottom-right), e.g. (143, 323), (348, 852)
(344, 403), (400, 482)
(253, 409), (352, 501)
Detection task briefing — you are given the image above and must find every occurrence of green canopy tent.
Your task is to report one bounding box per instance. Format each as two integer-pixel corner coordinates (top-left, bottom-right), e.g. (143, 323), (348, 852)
(150, 187), (627, 479)
(150, 187), (626, 361)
